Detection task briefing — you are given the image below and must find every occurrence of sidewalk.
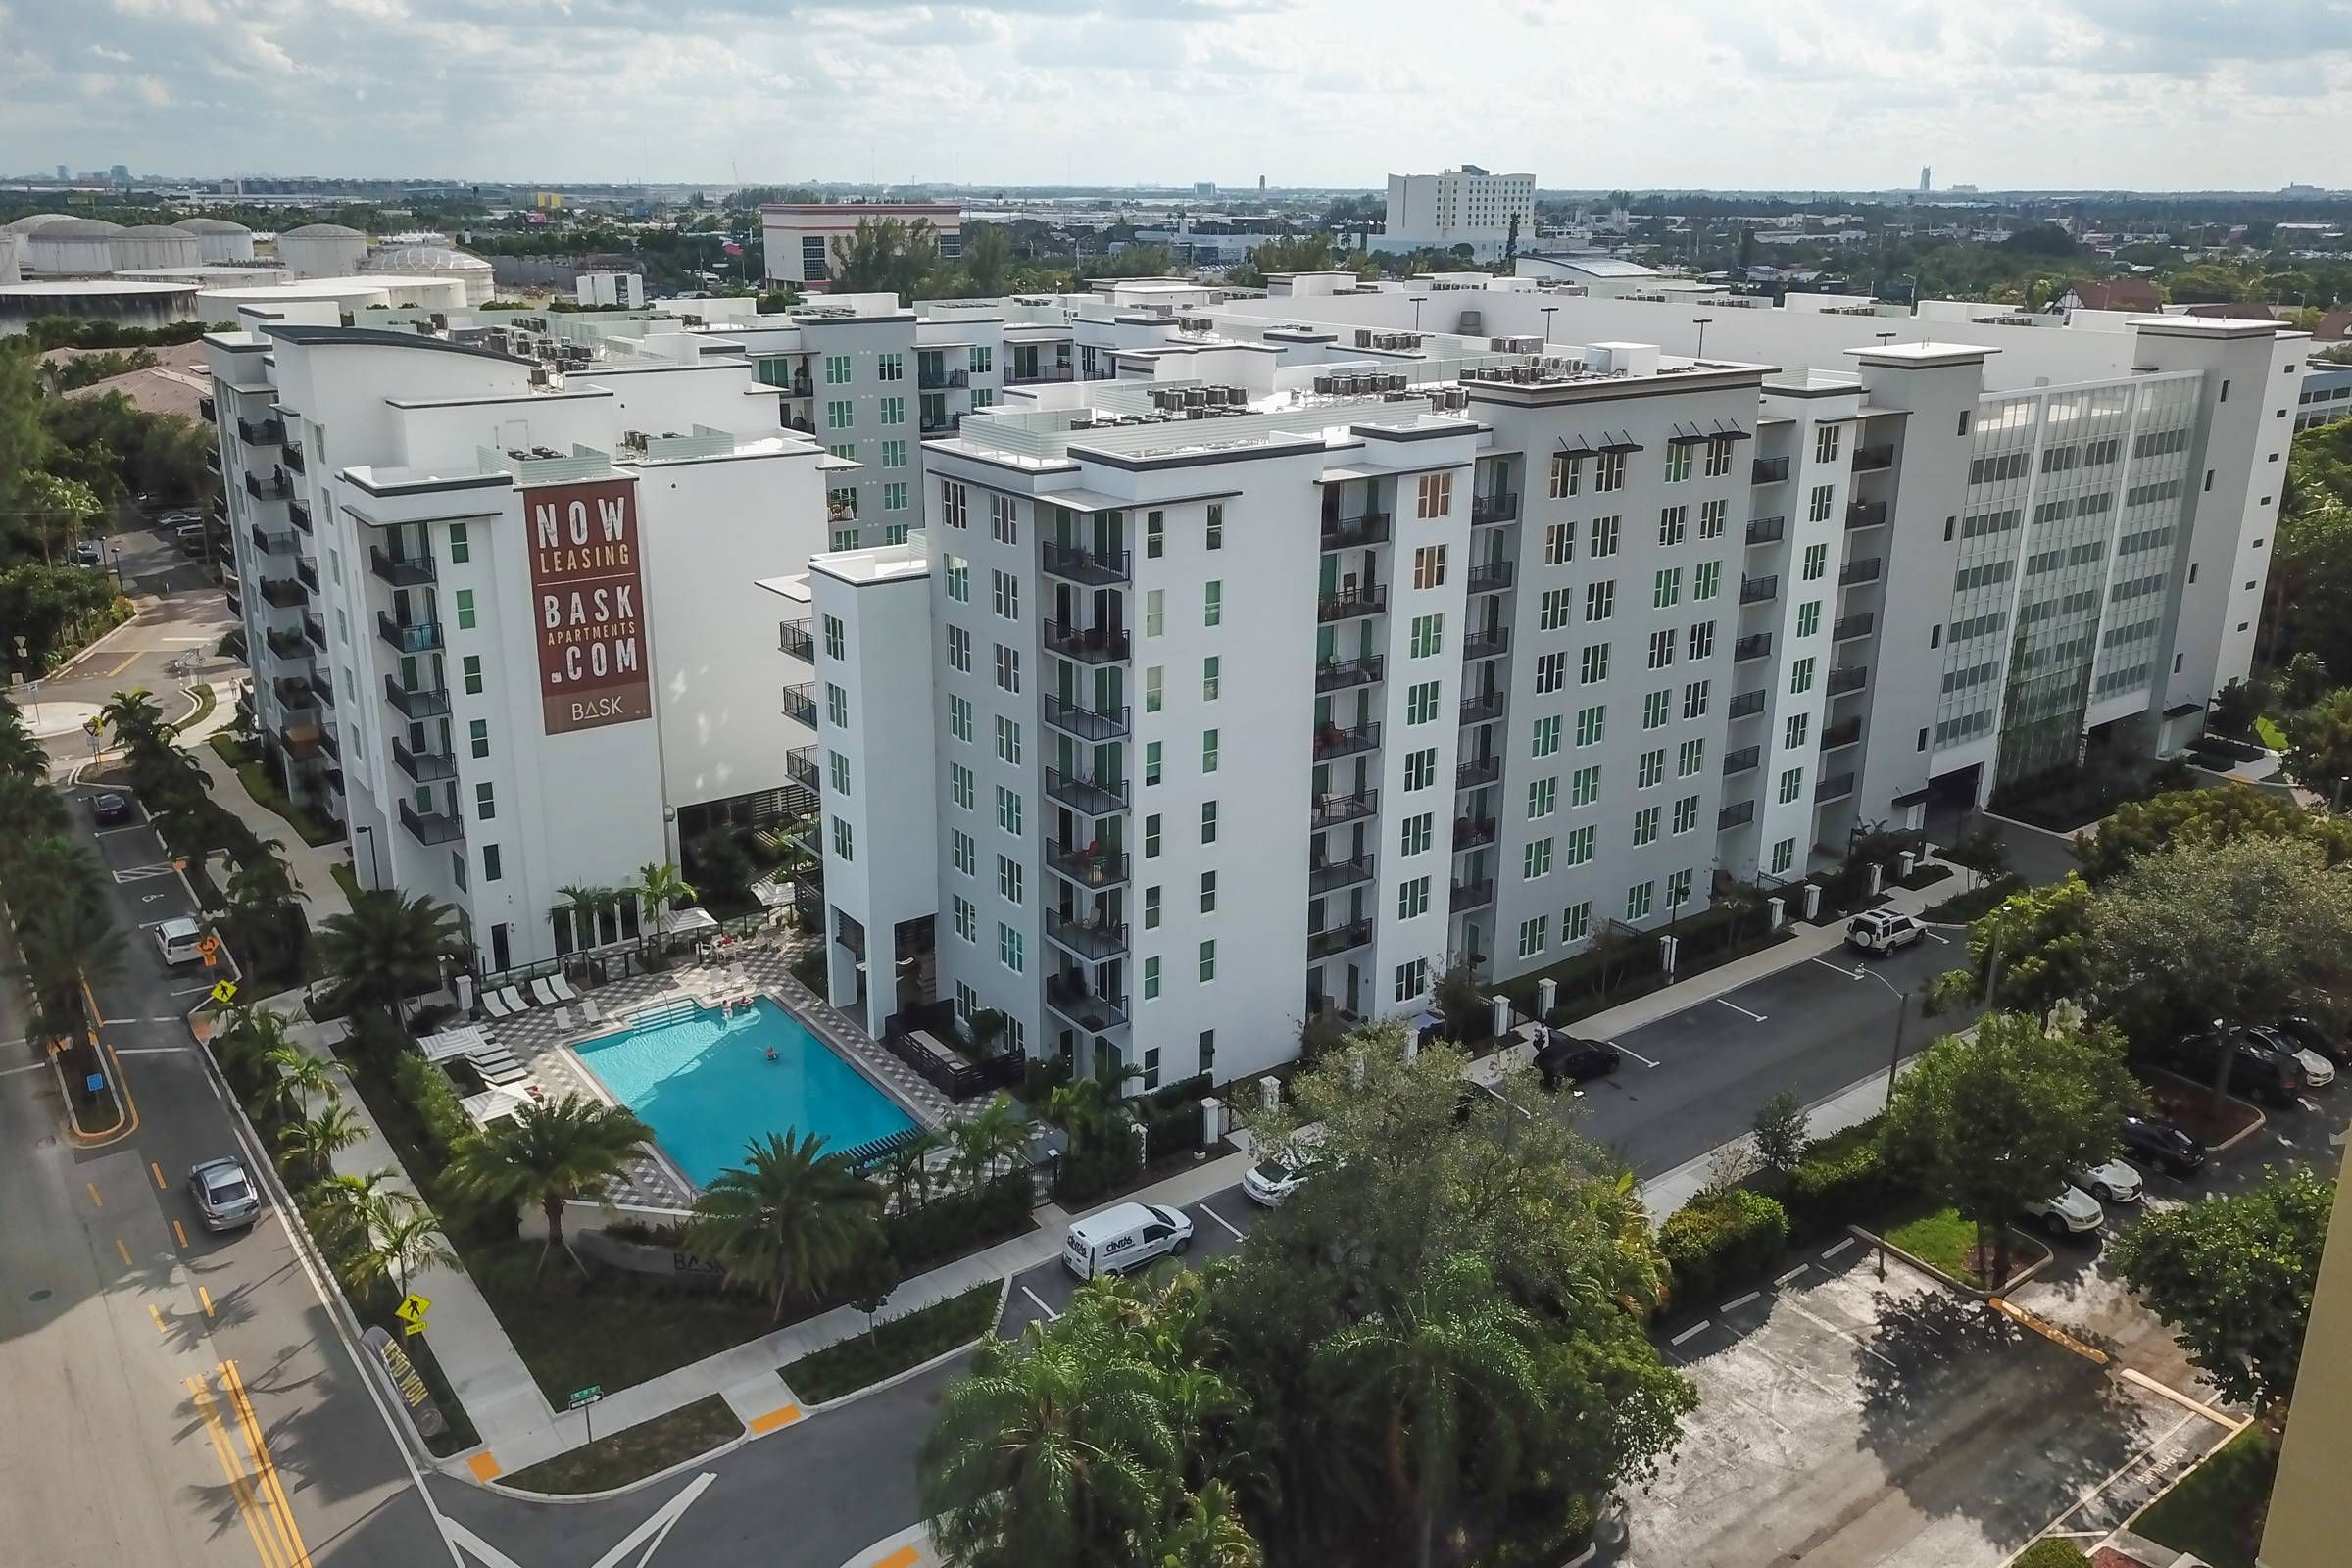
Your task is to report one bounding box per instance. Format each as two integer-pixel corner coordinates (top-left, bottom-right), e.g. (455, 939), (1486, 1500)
(188, 718), (353, 924)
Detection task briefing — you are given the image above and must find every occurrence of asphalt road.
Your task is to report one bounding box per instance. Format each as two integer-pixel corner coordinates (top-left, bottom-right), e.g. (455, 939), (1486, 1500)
(17, 520), (239, 740)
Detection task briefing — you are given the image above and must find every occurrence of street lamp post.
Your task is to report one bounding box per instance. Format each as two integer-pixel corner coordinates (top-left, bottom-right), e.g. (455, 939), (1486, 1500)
(1691, 317), (1713, 360)
(1849, 958), (1913, 1280)
(1409, 296), (1428, 331)
(355, 823), (380, 889)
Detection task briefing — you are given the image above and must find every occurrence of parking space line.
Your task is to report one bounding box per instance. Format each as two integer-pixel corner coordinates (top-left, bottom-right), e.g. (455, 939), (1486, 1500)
(2119, 1367), (2247, 1430)
(1925, 931), (1952, 944)
(2033, 1411), (2200, 1541)
(1197, 1202), (1246, 1241)
(1821, 1237), (1855, 1260)
(1775, 1264), (1810, 1287)
(1615, 1040), (1662, 1068)
(1715, 997), (1768, 1022)
(1019, 1286), (1061, 1322)
(1669, 1320), (1711, 1346)
(199, 1285), (216, 1318)
(1719, 1291), (1761, 1313)
(1812, 956), (1864, 979)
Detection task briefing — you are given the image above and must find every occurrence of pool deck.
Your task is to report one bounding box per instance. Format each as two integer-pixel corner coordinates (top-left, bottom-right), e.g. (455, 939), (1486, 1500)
(478, 935), (956, 1207)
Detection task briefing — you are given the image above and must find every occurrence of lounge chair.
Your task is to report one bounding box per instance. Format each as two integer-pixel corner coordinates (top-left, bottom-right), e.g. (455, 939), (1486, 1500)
(548, 974), (579, 1004)
(579, 998), (603, 1026)
(530, 978), (564, 1007)
(481, 990), (514, 1020)
(468, 1049), (530, 1087)
(495, 985), (528, 1014)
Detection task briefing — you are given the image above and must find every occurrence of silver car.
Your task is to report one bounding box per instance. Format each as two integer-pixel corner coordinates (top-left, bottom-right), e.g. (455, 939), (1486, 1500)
(188, 1157), (260, 1232)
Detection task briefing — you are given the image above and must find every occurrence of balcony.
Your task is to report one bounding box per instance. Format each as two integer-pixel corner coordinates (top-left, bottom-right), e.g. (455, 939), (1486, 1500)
(785, 745), (818, 791)
(1463, 627), (1510, 661)
(1044, 695), (1129, 743)
(1310, 789), (1378, 830)
(258, 575), (308, 610)
(1718, 800), (1756, 830)
(399, 799), (465, 846)
(1320, 511), (1391, 551)
(244, 468), (290, 501)
(276, 720), (323, 760)
(1042, 541), (1130, 587)
(304, 612), (327, 650)
(295, 559), (319, 593)
(369, 545), (436, 586)
(1456, 755), (1501, 790)
(1839, 556), (1883, 587)
(250, 523), (295, 555)
(782, 682), (816, 726)
(1005, 364), (1077, 386)
(1317, 583), (1388, 622)
(288, 498), (313, 534)
(205, 448), (221, 475)
(1466, 561), (1514, 595)
(1045, 975), (1128, 1032)
(199, 394), (216, 422)
(274, 677), (318, 711)
(1471, 491), (1520, 525)
(384, 675), (450, 719)
(1728, 689), (1767, 719)
(1046, 767), (1128, 817)
(1308, 855), (1378, 896)
(223, 586), (241, 619)
(318, 724), (341, 761)
(281, 440), (306, 474)
(1043, 619), (1132, 664)
(1306, 919), (1374, 961)
(779, 621), (814, 662)
(1453, 815), (1497, 851)
(918, 368), (970, 391)
(1449, 879), (1495, 912)
(1744, 514), (1787, 546)
(1315, 655), (1384, 693)
(1459, 689), (1504, 724)
(1852, 444), (1893, 472)
(1740, 574), (1779, 605)
(313, 667), (334, 707)
(1833, 612), (1876, 642)
(1818, 772), (1856, 803)
(264, 627), (309, 661)
(1846, 500), (1888, 530)
(237, 417), (283, 446)
(1046, 840), (1130, 890)
(1828, 664), (1869, 696)
(393, 737), (459, 784)
(1821, 718), (1864, 751)
(1312, 719), (1381, 760)
(1725, 746), (1762, 775)
(1752, 455), (1791, 484)
(920, 418), (952, 436)
(1045, 908), (1128, 960)
(1734, 632), (1772, 662)
(376, 612), (442, 655)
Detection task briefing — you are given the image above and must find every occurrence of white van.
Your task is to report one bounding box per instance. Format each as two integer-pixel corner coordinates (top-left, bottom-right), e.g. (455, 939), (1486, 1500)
(153, 916), (208, 967)
(1062, 1201), (1194, 1280)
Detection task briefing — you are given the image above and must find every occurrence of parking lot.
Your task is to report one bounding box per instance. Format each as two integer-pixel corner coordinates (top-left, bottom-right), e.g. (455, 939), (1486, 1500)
(1000, 1177), (1265, 1333)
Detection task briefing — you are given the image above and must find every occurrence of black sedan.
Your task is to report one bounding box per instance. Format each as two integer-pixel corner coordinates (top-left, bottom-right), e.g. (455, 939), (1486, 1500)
(2119, 1112), (2206, 1178)
(1536, 1036), (1622, 1091)
(90, 792), (133, 825)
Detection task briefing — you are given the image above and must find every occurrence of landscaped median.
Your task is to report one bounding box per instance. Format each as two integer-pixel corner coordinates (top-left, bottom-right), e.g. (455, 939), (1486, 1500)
(781, 1280), (1004, 1405)
(500, 1395), (745, 1496)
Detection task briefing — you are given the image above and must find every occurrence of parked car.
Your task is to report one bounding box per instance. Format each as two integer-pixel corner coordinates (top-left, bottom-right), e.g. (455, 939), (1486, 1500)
(72, 538), (102, 566)
(174, 522), (208, 556)
(2119, 1113), (2206, 1177)
(187, 1156), (260, 1232)
(1062, 1202), (1192, 1279)
(2069, 1157), (2143, 1204)
(1242, 1151), (1322, 1207)
(1846, 909), (1924, 956)
(1535, 1035), (1622, 1090)
(2165, 1028), (2306, 1106)
(89, 792), (132, 825)
(2247, 1026), (2335, 1089)
(153, 916), (207, 966)
(2024, 1184), (2106, 1236)
(158, 510), (197, 527)
(2273, 1013), (2350, 1068)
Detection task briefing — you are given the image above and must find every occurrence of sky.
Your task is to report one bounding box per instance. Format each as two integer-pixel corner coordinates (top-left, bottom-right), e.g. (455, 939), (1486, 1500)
(3, 0), (2349, 190)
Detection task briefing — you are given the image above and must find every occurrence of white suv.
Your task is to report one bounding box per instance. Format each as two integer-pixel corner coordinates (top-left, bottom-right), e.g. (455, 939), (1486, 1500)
(1847, 910), (1924, 956)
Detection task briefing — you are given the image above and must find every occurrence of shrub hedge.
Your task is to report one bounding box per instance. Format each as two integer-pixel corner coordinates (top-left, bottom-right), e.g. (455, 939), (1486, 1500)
(2010, 1541), (2091, 1568)
(886, 1173), (1031, 1272)
(393, 1050), (472, 1161)
(1659, 1187), (1789, 1307)
(1782, 1116), (1899, 1240)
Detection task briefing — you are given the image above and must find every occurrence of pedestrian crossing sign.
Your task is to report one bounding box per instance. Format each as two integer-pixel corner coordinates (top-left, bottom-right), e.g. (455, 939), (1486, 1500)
(209, 979), (237, 1004)
(395, 1294), (431, 1335)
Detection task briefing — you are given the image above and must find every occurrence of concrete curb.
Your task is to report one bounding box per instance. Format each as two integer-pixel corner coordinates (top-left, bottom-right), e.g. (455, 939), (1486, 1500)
(2138, 1067), (2270, 1157)
(798, 1275), (1011, 1418)
(1846, 1221), (2054, 1301)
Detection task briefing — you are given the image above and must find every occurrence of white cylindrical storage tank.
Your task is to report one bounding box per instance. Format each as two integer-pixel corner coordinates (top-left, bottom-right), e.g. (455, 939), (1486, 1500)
(112, 223), (201, 270)
(177, 217), (256, 264)
(363, 243), (497, 306)
(276, 223), (368, 279)
(25, 218), (123, 275)
(0, 235), (19, 287)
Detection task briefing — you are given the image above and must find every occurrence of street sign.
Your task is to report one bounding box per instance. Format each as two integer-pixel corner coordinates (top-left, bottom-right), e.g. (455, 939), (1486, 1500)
(567, 1386), (603, 1408)
(208, 979), (237, 1004)
(394, 1293), (431, 1335)
(83, 1072), (105, 1095)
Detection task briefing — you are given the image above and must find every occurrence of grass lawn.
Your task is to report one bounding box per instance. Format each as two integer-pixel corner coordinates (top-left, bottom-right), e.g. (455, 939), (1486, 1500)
(1879, 1199), (2048, 1291)
(169, 682), (218, 735)
(2133, 1422), (2276, 1568)
(2255, 714), (2289, 752)
(782, 1282), (1000, 1404)
(500, 1395), (742, 1496)
(206, 732), (341, 848)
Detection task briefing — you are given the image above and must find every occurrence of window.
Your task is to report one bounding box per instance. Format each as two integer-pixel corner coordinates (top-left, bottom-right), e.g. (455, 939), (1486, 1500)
(950, 762), (974, 809)
(1145, 740), (1162, 786)
(1143, 666), (1163, 716)
(995, 644), (1020, 694)
(941, 481), (968, 528)
(954, 897), (977, 941)
(1590, 514), (1620, 557)
(1658, 506), (1687, 546)
(1413, 545), (1448, 589)
(468, 718), (489, 759)
(1203, 581), (1222, 627)
(1790, 659), (1815, 694)
(1801, 543), (1828, 582)
(1548, 453), (1581, 498)
(825, 682), (850, 727)
(824, 354), (851, 385)
(1693, 561), (1722, 602)
(1400, 811), (1434, 855)
(1665, 444), (1691, 484)
(882, 441), (907, 471)
(1699, 498), (1727, 538)
(1566, 825), (1595, 865)
(879, 396), (905, 426)
(1206, 504), (1224, 550)
(1646, 628), (1677, 669)
(1531, 715), (1561, 758)
(1527, 776), (1556, 818)
(1409, 613), (1444, 658)
(989, 494), (1018, 545)
(1633, 806), (1659, 846)
(1199, 940), (1217, 983)
(991, 569), (1019, 620)
(1785, 713), (1809, 750)
(952, 829), (976, 875)
(1778, 766), (1804, 804)
(1146, 590), (1164, 638)
(1704, 437), (1735, 479)
(1638, 748), (1665, 788)
(1562, 901), (1592, 942)
(480, 843), (502, 882)
(1145, 813), (1161, 857)
(1398, 876), (1431, 919)
(876, 352), (903, 382)
(1524, 837), (1553, 879)
(947, 625), (971, 673)
(1678, 737), (1705, 777)
(1406, 680), (1440, 724)
(1405, 747), (1438, 790)
(829, 750), (853, 793)
(462, 655), (483, 695)
(1667, 867), (1693, 908)
(1540, 588), (1573, 630)
(1808, 484), (1834, 524)
(1200, 801), (1218, 844)
(972, 346), (993, 374)
(995, 715), (1022, 765)
(1000, 924), (1024, 974)
(1642, 689), (1670, 729)
(475, 781), (495, 820)
(1673, 795), (1698, 835)
(825, 400), (854, 430)
(1585, 579), (1615, 621)
(1626, 881), (1653, 921)
(1596, 451), (1626, 492)
(1582, 642), (1612, 683)
(832, 816), (855, 861)
(1576, 705), (1606, 746)
(1796, 599), (1821, 638)
(1814, 423), (1841, 464)
(996, 786), (1023, 834)
(1416, 471), (1453, 517)
(1147, 511), (1164, 558)
(1653, 567), (1683, 609)
(1396, 958), (1429, 1002)
(1144, 886), (1162, 929)
(455, 589), (475, 630)
(1688, 620), (1715, 660)
(1535, 651), (1567, 694)
(1771, 837), (1795, 874)
(943, 556), (971, 605)
(1571, 763), (1600, 807)
(997, 856), (1024, 905)
(448, 522), (469, 564)
(1519, 915), (1549, 957)
(1544, 522), (1573, 564)
(1144, 956), (1161, 1000)
(1202, 656), (1221, 702)
(1683, 680), (1710, 718)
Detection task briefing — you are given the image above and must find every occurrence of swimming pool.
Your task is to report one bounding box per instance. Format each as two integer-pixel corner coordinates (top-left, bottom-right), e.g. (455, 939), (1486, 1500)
(572, 996), (917, 1187)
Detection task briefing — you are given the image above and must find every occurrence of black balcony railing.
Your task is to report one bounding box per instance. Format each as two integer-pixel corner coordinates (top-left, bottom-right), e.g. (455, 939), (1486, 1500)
(237, 417), (283, 446)
(1466, 561), (1514, 594)
(1310, 789), (1378, 830)
(1042, 541), (1131, 587)
(1453, 815), (1498, 851)
(1043, 619), (1132, 664)
(780, 621), (814, 662)
(1821, 718), (1864, 750)
(251, 523), (295, 555)
(244, 468), (290, 501)
(199, 394), (216, 422)
(264, 627), (308, 661)
(1728, 689), (1768, 718)
(1320, 511), (1391, 551)
(318, 724), (341, 763)
(1718, 800), (1756, 830)
(370, 546), (436, 586)
(1464, 627), (1511, 660)
(287, 499), (313, 534)
(276, 721), (322, 760)
(1828, 664), (1869, 696)
(1833, 612), (1876, 641)
(1740, 574), (1779, 604)
(1317, 583), (1388, 622)
(1839, 556), (1883, 586)
(1725, 746), (1762, 774)
(399, 799), (464, 846)
(1752, 455), (1791, 484)
(1306, 919), (1374, 961)
(1045, 909), (1129, 960)
(1456, 755), (1501, 789)
(384, 675), (450, 719)
(1315, 655), (1384, 693)
(1459, 689), (1504, 724)
(785, 745), (818, 791)
(223, 586), (241, 618)
(1308, 856), (1378, 895)
(1471, 491), (1520, 525)
(1312, 719), (1381, 760)
(1818, 772), (1856, 802)
(1744, 514), (1787, 546)
(281, 441), (307, 474)
(1852, 444), (1893, 472)
(393, 737), (459, 784)
(1046, 768), (1128, 816)
(1045, 975), (1129, 1032)
(1734, 633), (1772, 661)
(205, 448), (221, 475)
(1044, 695), (1130, 742)
(1846, 500), (1888, 530)
(295, 558), (319, 593)
(258, 576), (308, 609)
(275, 677), (318, 711)
(313, 667), (334, 707)
(377, 612), (442, 654)
(1006, 364), (1077, 385)
(303, 613), (327, 650)
(1046, 840), (1130, 889)
(1449, 879), (1495, 911)
(781, 682), (817, 726)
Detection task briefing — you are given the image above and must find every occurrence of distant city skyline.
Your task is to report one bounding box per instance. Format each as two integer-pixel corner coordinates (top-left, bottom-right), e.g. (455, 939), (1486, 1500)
(4, 0), (2348, 191)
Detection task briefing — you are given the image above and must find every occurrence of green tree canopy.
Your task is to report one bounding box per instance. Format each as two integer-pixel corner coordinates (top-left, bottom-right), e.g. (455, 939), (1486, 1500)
(2283, 687), (2352, 797)
(1925, 873), (2098, 1021)
(685, 1129), (885, 1320)
(2074, 784), (2352, 884)
(447, 1093), (651, 1276)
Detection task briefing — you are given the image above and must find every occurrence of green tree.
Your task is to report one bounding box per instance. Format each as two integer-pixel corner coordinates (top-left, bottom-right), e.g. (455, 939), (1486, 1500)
(447, 1093), (652, 1279)
(2283, 687), (2352, 801)
(277, 1102), (364, 1184)
(1925, 873), (2098, 1021)
(0, 696), (46, 779)
(339, 1201), (456, 1304)
(2074, 784), (2352, 883)
(1159, 1481), (1262, 1568)
(949, 1093), (1029, 1190)
(1750, 1089), (1810, 1174)
(315, 889), (463, 1023)
(685, 1129), (885, 1319)
(829, 217), (942, 302)
(2109, 1165), (2332, 1408)
(1881, 1012), (2140, 1285)
(961, 222), (1013, 294)
(5, 878), (122, 1049)
(555, 883), (617, 954)
(632, 861), (696, 939)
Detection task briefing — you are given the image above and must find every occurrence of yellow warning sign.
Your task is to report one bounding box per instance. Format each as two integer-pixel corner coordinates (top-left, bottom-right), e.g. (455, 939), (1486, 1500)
(208, 979), (237, 1004)
(395, 1294), (431, 1335)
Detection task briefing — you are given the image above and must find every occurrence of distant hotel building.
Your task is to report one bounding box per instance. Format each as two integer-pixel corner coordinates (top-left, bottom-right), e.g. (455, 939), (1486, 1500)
(760, 203), (963, 293)
(1375, 167), (1537, 263)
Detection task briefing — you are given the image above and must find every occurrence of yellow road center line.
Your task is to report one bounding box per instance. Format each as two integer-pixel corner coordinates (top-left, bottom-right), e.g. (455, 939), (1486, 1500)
(85, 1182), (103, 1208)
(104, 651), (141, 677)
(149, 1304), (168, 1335)
(115, 1238), (133, 1267)
(199, 1285), (216, 1318)
(222, 1359), (314, 1568)
(152, 1161), (167, 1190)
(173, 1219), (189, 1248)
(188, 1376), (288, 1568)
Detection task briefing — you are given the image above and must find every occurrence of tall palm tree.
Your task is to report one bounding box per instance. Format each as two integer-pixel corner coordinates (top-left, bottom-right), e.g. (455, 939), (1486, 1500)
(221, 840), (305, 978)
(306, 1167), (416, 1250)
(0, 775), (67, 859)
(315, 888), (462, 1023)
(1160, 1482), (1263, 1568)
(878, 1129), (942, 1213)
(257, 1043), (342, 1121)
(633, 861), (697, 944)
(920, 1326), (1184, 1568)
(555, 884), (617, 956)
(214, 1004), (293, 1081)
(278, 1102), (364, 1184)
(99, 689), (168, 753)
(685, 1130), (885, 1321)
(446, 1093), (651, 1279)
(0, 700), (45, 780)
(1309, 1252), (1544, 1568)
(7, 892), (122, 1048)
(950, 1093), (1030, 1190)
(340, 1203), (456, 1305)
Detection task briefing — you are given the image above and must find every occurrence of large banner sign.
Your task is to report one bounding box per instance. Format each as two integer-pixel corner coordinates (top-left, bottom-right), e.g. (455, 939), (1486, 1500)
(528, 478), (652, 734)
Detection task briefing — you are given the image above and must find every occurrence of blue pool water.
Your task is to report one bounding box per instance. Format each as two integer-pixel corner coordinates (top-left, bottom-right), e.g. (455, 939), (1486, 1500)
(572, 997), (915, 1187)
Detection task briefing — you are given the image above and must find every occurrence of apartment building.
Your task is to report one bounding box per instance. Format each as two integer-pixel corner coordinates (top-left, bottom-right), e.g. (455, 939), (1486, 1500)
(202, 303), (833, 976)
(759, 203), (963, 293)
(1377, 166), (1537, 262)
(784, 282), (2292, 1092)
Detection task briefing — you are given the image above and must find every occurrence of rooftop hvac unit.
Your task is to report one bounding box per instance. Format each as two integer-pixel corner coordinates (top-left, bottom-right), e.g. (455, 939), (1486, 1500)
(1355, 328), (1374, 347)
(1457, 310), (1484, 334)
(526, 368), (549, 387)
(1185, 389), (1206, 408)
(1313, 375), (1334, 394)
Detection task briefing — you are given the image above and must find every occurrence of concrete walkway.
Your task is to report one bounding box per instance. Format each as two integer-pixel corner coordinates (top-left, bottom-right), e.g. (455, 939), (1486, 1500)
(187, 711), (353, 924)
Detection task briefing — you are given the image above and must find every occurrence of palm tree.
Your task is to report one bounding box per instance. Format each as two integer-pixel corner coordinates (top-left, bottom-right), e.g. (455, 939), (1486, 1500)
(214, 1004), (293, 1081)
(1309, 1252), (1544, 1568)
(878, 1130), (942, 1212)
(221, 840), (305, 976)
(99, 689), (168, 753)
(1160, 1482), (1263, 1568)
(446, 1093), (651, 1279)
(7, 892), (122, 1048)
(278, 1102), (364, 1184)
(315, 888), (462, 1023)
(555, 884), (617, 956)
(0, 700), (45, 780)
(1047, 1075), (1123, 1159)
(257, 1042), (342, 1121)
(306, 1167), (416, 1250)
(341, 1203), (456, 1305)
(950, 1094), (1030, 1190)
(920, 1326), (1183, 1568)
(685, 1130), (885, 1320)
(633, 861), (697, 947)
